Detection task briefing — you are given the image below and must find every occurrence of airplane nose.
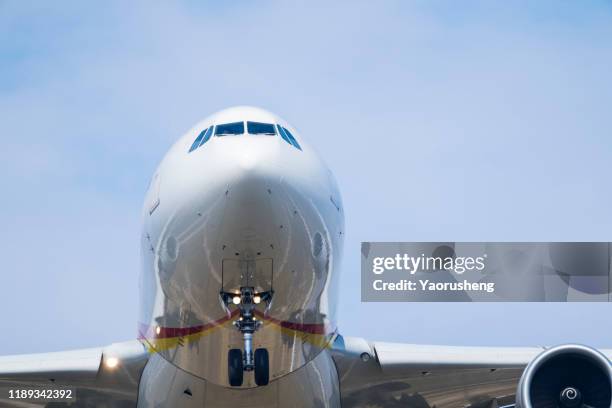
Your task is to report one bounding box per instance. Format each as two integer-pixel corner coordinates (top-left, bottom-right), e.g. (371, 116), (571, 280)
(215, 169), (287, 271)
(215, 137), (284, 188)
(235, 150), (260, 172)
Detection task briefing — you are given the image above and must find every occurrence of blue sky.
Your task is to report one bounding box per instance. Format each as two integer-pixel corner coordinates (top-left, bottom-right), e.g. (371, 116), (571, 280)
(1, 1), (612, 355)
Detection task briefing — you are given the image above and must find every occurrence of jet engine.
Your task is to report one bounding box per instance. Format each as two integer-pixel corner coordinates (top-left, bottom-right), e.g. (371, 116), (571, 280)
(516, 344), (612, 408)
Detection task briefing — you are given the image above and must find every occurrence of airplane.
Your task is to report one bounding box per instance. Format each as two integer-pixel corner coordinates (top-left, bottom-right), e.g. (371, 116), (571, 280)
(0, 106), (610, 408)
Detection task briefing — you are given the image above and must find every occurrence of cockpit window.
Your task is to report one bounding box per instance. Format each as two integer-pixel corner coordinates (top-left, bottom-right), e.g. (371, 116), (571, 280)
(247, 121), (276, 135)
(277, 125), (302, 151)
(189, 127), (209, 152)
(276, 125), (291, 147)
(188, 126), (214, 153)
(282, 127), (301, 150)
(215, 122), (244, 136)
(199, 126), (213, 147)
(189, 129), (206, 152)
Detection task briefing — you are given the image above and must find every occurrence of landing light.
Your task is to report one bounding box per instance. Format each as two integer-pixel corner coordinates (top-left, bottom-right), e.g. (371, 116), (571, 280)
(105, 357), (119, 369)
(232, 296), (241, 305)
(253, 295), (261, 304)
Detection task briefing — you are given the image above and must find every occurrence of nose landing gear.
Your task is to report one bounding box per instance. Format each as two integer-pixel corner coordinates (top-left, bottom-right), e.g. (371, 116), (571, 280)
(220, 287), (273, 387)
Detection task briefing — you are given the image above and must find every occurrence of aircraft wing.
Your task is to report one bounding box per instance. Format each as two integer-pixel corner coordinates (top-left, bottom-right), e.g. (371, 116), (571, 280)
(331, 336), (612, 408)
(0, 340), (149, 407)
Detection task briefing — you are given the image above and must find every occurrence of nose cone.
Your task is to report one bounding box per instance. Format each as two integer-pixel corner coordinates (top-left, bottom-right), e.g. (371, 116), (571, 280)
(213, 136), (284, 187)
(203, 137), (288, 252)
(236, 151), (258, 171)
(228, 168), (282, 219)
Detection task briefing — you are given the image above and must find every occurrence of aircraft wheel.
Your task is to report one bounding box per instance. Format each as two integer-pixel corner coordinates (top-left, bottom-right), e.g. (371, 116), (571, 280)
(254, 348), (269, 386)
(228, 348), (243, 386)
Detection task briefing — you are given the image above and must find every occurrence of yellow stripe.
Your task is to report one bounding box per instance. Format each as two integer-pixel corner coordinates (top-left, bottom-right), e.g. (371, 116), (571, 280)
(141, 318), (335, 353)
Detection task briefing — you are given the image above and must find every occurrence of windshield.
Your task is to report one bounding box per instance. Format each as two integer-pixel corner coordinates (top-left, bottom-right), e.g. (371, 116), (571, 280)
(277, 125), (302, 150)
(247, 121), (276, 135)
(215, 122), (244, 136)
(189, 128), (208, 152)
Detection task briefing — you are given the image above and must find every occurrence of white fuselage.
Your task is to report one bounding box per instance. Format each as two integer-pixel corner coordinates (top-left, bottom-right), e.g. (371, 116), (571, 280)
(137, 107), (344, 388)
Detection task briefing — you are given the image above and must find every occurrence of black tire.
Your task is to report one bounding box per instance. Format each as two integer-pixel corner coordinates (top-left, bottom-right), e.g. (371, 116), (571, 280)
(228, 349), (243, 387)
(254, 348), (269, 386)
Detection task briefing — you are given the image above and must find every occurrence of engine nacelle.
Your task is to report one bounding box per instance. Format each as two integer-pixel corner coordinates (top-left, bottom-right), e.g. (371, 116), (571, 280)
(516, 344), (612, 408)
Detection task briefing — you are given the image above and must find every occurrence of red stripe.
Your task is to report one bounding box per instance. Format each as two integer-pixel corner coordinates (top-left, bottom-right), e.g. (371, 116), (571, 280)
(138, 310), (332, 339)
(254, 310), (330, 334)
(138, 309), (239, 339)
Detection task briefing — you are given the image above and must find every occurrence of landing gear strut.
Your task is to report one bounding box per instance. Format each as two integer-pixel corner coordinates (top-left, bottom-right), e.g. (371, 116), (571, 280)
(221, 287), (273, 387)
